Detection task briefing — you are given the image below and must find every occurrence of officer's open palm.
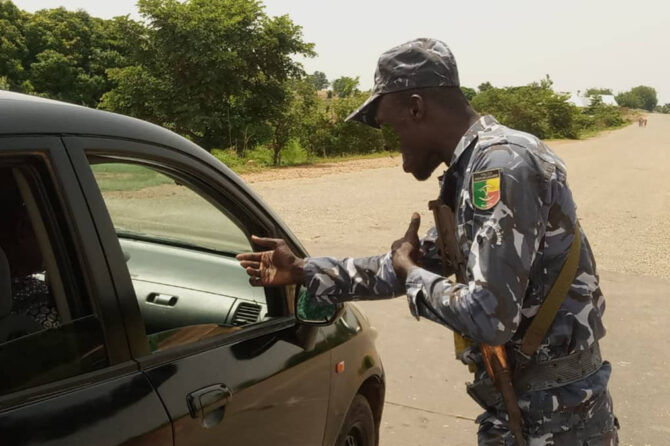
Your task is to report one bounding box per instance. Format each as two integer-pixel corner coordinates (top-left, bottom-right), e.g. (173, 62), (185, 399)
(236, 235), (304, 287)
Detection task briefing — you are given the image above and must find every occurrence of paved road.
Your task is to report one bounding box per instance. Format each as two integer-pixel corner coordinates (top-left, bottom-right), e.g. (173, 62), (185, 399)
(248, 115), (670, 446)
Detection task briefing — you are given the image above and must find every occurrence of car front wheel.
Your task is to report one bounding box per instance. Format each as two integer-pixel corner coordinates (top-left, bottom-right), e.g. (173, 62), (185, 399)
(335, 394), (376, 446)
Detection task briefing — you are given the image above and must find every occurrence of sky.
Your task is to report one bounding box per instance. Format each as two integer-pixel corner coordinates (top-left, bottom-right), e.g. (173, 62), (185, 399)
(14, 0), (670, 103)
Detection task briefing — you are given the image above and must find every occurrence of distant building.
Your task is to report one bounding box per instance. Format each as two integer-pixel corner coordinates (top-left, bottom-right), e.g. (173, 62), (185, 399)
(567, 93), (591, 108)
(566, 93), (619, 108)
(598, 94), (618, 106)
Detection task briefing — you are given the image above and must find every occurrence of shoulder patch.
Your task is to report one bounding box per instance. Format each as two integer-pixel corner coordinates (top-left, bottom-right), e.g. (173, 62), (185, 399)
(472, 169), (501, 210)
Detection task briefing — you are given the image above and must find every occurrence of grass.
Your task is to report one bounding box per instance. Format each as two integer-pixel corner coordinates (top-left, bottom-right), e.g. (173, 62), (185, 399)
(213, 148), (399, 175)
(92, 163), (173, 192)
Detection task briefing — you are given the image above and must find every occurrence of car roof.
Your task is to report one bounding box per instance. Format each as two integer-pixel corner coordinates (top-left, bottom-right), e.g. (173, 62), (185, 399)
(0, 91), (204, 155)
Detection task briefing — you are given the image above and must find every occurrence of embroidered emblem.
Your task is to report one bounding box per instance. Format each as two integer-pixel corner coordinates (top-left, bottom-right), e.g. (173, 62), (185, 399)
(472, 169), (501, 210)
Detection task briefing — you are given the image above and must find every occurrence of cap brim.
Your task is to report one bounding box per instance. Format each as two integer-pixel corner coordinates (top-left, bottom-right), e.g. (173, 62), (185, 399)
(345, 93), (382, 128)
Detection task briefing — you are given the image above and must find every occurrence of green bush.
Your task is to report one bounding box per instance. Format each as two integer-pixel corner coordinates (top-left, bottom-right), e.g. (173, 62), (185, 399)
(212, 148), (244, 169)
(301, 91), (385, 157)
(471, 77), (581, 139)
(615, 86), (657, 111)
(281, 139), (310, 165)
(245, 145), (274, 167)
(582, 96), (625, 130)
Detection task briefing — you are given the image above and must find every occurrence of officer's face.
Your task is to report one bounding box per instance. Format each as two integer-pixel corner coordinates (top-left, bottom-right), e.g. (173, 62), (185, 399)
(376, 94), (443, 181)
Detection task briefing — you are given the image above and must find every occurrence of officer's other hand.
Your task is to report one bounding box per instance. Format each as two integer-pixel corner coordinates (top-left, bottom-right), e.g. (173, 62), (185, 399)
(391, 213), (422, 282)
(236, 236), (305, 287)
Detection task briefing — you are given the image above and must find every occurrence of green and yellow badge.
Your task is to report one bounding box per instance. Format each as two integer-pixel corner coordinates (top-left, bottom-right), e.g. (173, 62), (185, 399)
(472, 169), (501, 210)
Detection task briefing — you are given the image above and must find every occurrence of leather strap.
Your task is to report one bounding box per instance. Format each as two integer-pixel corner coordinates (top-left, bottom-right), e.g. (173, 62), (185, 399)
(520, 222), (581, 358)
(514, 343), (602, 393)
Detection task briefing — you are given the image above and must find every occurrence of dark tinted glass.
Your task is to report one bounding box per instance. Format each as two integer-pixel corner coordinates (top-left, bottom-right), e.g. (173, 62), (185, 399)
(0, 163), (108, 396)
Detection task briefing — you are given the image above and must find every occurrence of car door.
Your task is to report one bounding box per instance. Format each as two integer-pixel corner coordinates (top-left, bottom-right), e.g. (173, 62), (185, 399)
(64, 136), (332, 446)
(0, 136), (172, 446)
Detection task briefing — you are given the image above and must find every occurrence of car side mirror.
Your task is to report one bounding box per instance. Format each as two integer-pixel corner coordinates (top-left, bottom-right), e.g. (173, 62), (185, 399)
(295, 288), (341, 325)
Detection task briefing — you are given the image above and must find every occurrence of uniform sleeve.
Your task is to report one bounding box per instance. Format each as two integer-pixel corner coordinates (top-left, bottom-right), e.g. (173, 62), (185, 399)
(405, 145), (547, 345)
(303, 227), (445, 305)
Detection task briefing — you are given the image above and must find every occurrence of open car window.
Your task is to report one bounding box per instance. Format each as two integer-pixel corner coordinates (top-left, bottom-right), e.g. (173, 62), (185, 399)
(92, 163), (250, 255)
(89, 160), (280, 353)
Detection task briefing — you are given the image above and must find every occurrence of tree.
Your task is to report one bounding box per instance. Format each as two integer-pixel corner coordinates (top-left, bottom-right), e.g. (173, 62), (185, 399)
(302, 91), (384, 158)
(0, 1), (28, 90)
(584, 94), (624, 129)
(100, 0), (315, 152)
(585, 87), (613, 96)
(471, 76), (581, 139)
(331, 76), (359, 98)
(461, 86), (476, 101)
(0, 2), (143, 106)
(615, 85), (658, 111)
(266, 78), (318, 165)
(307, 70), (328, 90)
(478, 81), (493, 92)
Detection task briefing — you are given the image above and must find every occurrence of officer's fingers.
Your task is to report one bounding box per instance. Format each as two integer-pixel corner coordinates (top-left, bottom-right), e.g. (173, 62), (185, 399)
(405, 212), (421, 237)
(248, 276), (264, 287)
(239, 260), (261, 270)
(236, 252), (263, 262)
(251, 235), (283, 249)
(244, 266), (261, 277)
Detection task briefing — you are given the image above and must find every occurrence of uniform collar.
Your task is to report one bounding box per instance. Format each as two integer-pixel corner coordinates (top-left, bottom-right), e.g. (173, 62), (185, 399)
(437, 115), (499, 202)
(449, 114), (499, 166)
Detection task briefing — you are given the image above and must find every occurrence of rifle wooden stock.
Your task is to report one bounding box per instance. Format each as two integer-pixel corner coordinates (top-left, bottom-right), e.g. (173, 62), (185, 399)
(429, 198), (526, 446)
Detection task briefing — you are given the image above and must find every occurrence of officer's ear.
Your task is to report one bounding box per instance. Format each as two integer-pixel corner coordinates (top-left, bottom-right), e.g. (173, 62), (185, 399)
(408, 94), (425, 122)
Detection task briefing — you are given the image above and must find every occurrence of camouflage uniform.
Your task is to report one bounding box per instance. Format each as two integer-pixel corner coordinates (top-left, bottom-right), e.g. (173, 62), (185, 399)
(303, 115), (619, 445)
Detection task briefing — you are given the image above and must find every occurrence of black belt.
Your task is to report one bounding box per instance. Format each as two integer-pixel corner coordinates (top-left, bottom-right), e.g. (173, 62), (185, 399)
(514, 343), (603, 393)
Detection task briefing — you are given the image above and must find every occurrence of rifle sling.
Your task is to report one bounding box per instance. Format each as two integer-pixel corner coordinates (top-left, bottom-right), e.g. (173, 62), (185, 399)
(520, 223), (581, 358)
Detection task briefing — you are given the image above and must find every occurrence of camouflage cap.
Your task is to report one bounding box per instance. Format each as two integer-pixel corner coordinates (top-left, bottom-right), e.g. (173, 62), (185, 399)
(346, 38), (460, 128)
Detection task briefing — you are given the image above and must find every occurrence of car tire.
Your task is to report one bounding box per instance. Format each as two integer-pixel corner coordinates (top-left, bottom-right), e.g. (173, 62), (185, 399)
(335, 394), (376, 446)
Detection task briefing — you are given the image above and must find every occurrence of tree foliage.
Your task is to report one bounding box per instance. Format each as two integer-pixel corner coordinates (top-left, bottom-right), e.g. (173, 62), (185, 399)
(615, 85), (658, 111)
(301, 91), (384, 157)
(585, 87), (613, 96)
(266, 78), (318, 165)
(0, 1), (640, 167)
(331, 76), (359, 98)
(471, 76), (581, 139)
(0, 2), (140, 106)
(100, 0), (315, 152)
(307, 70), (328, 90)
(460, 86), (476, 101)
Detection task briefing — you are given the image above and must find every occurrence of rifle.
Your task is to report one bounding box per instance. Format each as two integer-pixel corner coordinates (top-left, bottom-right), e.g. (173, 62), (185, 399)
(429, 199), (526, 446)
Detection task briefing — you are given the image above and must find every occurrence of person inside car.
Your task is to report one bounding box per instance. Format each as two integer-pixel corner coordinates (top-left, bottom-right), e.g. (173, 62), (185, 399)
(0, 171), (60, 330)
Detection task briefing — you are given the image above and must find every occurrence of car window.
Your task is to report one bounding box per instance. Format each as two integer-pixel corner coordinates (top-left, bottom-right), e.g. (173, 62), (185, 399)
(90, 161), (276, 353)
(0, 163), (108, 396)
(91, 163), (249, 254)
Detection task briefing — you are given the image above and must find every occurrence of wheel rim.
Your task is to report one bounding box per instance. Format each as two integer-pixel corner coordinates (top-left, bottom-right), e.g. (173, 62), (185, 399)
(345, 425), (363, 446)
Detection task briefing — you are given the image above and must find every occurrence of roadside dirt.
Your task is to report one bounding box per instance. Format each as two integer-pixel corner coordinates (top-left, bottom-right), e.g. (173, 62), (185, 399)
(240, 155), (401, 183)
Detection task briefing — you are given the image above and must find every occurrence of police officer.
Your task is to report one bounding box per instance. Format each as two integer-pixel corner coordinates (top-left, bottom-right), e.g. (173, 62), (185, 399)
(237, 38), (618, 445)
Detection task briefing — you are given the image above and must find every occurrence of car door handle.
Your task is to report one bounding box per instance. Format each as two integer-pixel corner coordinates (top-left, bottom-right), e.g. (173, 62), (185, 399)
(146, 293), (178, 306)
(187, 384), (233, 428)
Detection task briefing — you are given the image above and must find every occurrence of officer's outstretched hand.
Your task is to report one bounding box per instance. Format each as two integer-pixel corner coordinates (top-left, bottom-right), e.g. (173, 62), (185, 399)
(236, 236), (305, 287)
(391, 213), (422, 282)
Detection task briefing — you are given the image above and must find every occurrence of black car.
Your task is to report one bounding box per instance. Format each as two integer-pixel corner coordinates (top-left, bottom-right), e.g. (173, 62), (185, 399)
(0, 91), (384, 446)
